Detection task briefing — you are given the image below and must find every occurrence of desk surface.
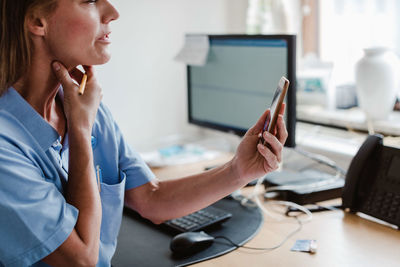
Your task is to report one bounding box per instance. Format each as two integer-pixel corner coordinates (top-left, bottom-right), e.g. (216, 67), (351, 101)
(151, 153), (400, 267)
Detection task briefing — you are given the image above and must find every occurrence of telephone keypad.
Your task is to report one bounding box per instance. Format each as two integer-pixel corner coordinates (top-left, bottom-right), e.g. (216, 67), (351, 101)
(363, 190), (400, 223)
(343, 137), (400, 228)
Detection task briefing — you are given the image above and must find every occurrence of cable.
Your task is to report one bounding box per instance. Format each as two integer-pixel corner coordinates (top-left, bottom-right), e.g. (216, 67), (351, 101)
(214, 216), (302, 251)
(240, 176), (313, 224)
(226, 177), (313, 253)
(239, 147), (345, 212)
(228, 143), (346, 251)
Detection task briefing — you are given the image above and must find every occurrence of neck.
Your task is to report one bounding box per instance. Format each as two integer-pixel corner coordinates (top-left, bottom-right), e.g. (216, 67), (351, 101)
(12, 37), (77, 141)
(13, 48), (68, 120)
(13, 56), (68, 139)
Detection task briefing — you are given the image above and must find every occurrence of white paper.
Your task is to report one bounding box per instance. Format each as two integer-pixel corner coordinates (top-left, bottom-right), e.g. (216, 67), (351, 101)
(174, 35), (210, 66)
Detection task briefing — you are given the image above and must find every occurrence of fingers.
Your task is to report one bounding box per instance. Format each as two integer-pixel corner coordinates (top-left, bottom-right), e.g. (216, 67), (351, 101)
(52, 61), (76, 89)
(69, 68), (84, 83)
(271, 103), (286, 135)
(247, 103), (286, 137)
(82, 65), (95, 79)
(261, 131), (283, 162)
(69, 65), (95, 83)
(257, 143), (279, 170)
(279, 102), (286, 116)
(276, 114), (288, 144)
(53, 62), (96, 96)
(247, 109), (270, 136)
(258, 125), (285, 170)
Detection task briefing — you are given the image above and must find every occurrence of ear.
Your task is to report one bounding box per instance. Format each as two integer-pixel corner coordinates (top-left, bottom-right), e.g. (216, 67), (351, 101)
(25, 11), (48, 37)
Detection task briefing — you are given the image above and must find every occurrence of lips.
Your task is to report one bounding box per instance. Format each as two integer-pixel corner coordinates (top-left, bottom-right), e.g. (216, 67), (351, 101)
(98, 32), (111, 43)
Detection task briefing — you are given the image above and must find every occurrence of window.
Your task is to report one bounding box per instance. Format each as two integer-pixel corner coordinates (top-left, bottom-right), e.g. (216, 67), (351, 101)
(318, 0), (400, 84)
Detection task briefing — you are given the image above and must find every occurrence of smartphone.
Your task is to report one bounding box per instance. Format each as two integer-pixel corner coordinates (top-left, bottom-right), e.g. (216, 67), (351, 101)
(260, 76), (289, 145)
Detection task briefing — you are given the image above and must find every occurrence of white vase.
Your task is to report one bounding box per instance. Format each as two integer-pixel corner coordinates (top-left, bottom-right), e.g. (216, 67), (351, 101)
(355, 47), (400, 121)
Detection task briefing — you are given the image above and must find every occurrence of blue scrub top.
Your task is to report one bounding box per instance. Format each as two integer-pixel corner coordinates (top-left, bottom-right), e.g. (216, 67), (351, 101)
(0, 88), (155, 267)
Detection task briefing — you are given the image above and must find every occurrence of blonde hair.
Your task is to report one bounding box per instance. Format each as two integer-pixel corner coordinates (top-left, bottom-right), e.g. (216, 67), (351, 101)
(0, 0), (57, 95)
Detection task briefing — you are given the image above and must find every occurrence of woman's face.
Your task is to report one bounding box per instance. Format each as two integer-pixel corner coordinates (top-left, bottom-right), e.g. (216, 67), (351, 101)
(45, 0), (119, 68)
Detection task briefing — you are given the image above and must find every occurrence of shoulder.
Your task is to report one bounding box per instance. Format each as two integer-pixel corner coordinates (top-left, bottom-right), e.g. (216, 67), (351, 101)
(92, 102), (123, 138)
(97, 102), (114, 120)
(0, 110), (31, 149)
(94, 102), (116, 127)
(0, 109), (22, 133)
(0, 110), (47, 167)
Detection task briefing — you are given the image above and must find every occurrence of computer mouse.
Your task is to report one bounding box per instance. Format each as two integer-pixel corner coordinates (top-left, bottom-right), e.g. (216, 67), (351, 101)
(170, 231), (215, 255)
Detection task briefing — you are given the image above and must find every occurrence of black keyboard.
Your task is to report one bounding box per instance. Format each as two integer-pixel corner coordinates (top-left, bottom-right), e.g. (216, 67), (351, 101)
(163, 206), (232, 232)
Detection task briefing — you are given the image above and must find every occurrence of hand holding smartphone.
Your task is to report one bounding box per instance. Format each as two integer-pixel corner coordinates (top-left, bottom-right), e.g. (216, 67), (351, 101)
(260, 76), (289, 145)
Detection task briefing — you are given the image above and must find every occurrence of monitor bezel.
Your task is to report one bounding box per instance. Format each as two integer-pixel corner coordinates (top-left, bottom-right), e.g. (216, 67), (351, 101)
(187, 34), (296, 147)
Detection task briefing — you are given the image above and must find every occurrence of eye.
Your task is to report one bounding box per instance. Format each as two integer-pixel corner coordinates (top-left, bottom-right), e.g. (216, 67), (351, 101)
(86, 0), (97, 3)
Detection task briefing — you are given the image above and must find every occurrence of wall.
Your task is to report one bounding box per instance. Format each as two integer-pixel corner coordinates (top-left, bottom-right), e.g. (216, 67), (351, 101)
(96, 0), (248, 151)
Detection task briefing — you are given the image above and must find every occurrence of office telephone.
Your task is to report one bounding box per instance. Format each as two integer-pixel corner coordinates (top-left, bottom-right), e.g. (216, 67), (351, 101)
(342, 134), (400, 228)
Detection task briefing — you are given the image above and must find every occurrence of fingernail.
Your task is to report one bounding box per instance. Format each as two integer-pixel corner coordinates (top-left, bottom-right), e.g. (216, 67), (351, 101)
(52, 62), (60, 71)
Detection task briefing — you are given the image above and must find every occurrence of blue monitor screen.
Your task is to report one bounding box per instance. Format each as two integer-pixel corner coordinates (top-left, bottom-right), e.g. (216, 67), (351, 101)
(188, 35), (296, 147)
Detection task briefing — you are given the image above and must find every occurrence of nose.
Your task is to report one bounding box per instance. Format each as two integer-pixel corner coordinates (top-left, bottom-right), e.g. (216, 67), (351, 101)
(102, 1), (120, 24)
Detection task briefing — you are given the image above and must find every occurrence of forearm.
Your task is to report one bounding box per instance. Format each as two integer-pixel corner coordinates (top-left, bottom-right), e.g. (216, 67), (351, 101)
(136, 160), (245, 223)
(66, 128), (102, 254)
(127, 110), (287, 224)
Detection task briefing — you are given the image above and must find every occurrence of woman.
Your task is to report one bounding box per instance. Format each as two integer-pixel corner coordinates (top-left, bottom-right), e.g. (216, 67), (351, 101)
(0, 1), (287, 266)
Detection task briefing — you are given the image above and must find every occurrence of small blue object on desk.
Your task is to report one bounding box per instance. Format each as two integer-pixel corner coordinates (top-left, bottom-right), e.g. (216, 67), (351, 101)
(158, 145), (185, 157)
(291, 239), (317, 254)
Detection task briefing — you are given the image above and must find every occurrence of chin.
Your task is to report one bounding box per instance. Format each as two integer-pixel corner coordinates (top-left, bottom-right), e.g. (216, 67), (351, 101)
(96, 55), (111, 65)
(72, 51), (111, 67)
(87, 54), (111, 66)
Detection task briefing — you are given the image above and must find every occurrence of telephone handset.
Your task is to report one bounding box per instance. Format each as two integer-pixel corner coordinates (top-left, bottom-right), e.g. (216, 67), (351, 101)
(342, 134), (400, 228)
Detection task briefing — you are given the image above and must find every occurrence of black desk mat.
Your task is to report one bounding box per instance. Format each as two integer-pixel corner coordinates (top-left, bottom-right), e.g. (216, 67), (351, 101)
(111, 198), (263, 267)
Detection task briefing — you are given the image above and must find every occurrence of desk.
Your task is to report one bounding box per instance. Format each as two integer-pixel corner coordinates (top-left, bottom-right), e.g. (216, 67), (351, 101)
(151, 152), (400, 267)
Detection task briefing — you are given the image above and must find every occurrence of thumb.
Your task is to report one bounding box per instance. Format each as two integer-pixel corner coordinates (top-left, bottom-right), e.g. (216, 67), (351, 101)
(52, 61), (74, 88)
(247, 108), (270, 136)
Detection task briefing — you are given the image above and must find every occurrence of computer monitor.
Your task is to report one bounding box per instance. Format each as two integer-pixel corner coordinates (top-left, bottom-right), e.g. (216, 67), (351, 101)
(187, 34), (296, 147)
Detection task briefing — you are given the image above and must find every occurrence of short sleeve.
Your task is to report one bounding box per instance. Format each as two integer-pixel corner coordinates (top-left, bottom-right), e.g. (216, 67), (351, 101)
(0, 147), (78, 267)
(114, 121), (156, 190)
(98, 103), (156, 190)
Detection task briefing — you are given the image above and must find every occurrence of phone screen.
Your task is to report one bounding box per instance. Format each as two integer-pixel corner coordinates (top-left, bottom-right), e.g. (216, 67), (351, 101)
(260, 77), (289, 144)
(262, 85), (283, 132)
